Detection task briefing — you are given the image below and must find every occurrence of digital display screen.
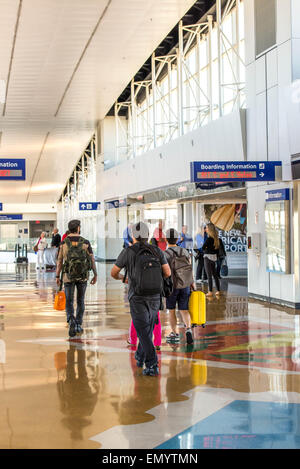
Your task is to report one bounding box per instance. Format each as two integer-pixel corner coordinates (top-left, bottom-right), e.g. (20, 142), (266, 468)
(197, 171), (257, 180)
(0, 169), (23, 178)
(265, 201), (290, 274)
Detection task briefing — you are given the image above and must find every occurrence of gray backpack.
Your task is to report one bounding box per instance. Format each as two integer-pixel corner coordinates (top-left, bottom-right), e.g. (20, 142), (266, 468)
(167, 247), (193, 289)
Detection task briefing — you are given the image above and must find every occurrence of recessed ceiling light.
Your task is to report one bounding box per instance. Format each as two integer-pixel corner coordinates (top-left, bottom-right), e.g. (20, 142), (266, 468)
(30, 183), (64, 193)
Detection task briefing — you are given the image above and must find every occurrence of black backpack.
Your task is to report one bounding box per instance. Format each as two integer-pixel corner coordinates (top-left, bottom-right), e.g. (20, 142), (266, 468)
(130, 243), (163, 296)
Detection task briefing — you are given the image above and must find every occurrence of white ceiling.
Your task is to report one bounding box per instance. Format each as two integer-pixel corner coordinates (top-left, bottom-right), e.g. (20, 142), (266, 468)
(0, 0), (195, 204)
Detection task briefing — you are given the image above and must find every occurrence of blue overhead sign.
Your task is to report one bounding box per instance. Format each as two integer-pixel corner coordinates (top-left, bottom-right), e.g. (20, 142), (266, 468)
(0, 203), (2, 211)
(0, 159), (26, 180)
(191, 161), (282, 183)
(105, 198), (127, 210)
(0, 214), (23, 220)
(79, 202), (101, 211)
(266, 188), (290, 202)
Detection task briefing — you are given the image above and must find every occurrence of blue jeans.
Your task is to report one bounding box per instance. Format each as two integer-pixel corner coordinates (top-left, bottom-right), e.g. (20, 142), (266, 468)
(64, 282), (87, 325)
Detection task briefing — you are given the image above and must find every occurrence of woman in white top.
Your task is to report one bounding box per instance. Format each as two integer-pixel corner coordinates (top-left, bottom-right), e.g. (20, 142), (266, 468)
(36, 232), (48, 270)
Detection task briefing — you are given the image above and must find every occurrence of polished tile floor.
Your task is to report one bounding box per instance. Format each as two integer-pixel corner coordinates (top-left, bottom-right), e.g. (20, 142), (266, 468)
(1, 262), (300, 449)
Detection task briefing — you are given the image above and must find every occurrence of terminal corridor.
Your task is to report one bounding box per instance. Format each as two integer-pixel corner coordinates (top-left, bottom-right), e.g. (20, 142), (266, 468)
(1, 264), (300, 449)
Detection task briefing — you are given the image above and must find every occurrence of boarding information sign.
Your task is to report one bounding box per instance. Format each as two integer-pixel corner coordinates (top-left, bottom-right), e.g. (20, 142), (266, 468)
(0, 214), (23, 220)
(79, 202), (101, 211)
(105, 198), (127, 210)
(265, 188), (290, 202)
(0, 159), (26, 180)
(191, 161), (282, 183)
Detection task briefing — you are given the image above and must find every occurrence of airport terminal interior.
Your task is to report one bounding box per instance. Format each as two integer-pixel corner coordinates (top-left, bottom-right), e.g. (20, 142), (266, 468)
(1, 0), (300, 451)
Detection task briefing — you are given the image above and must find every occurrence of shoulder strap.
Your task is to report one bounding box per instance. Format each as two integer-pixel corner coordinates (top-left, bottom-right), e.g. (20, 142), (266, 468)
(65, 237), (72, 248)
(77, 236), (85, 248)
(168, 247), (182, 258)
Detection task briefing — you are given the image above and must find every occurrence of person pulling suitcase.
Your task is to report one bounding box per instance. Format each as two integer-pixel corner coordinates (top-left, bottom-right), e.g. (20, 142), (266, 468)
(111, 222), (171, 376)
(165, 228), (196, 345)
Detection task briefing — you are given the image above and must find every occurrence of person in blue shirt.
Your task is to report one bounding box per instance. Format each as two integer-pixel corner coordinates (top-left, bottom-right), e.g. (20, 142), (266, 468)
(195, 225), (207, 282)
(177, 225), (193, 251)
(123, 224), (133, 248)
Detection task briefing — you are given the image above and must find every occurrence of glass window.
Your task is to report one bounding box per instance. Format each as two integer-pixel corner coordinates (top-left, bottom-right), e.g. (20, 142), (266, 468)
(117, 1), (245, 161)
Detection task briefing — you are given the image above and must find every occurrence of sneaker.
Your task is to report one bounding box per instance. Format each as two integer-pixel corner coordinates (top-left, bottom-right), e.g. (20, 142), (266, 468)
(143, 365), (159, 376)
(127, 338), (137, 346)
(134, 352), (144, 368)
(76, 324), (84, 335)
(68, 320), (76, 338)
(155, 346), (161, 351)
(166, 332), (180, 343)
(186, 328), (194, 345)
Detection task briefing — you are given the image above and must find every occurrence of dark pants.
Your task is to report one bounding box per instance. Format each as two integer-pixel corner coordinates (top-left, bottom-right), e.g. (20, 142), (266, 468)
(216, 258), (224, 278)
(64, 281), (87, 325)
(129, 295), (160, 368)
(204, 257), (220, 292)
(196, 252), (204, 280)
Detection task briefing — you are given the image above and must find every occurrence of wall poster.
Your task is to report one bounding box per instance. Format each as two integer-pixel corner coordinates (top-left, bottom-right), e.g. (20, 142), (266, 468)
(204, 204), (247, 253)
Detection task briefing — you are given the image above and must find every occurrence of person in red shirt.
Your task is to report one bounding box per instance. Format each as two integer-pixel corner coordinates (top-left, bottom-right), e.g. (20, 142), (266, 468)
(152, 220), (167, 251)
(61, 230), (70, 242)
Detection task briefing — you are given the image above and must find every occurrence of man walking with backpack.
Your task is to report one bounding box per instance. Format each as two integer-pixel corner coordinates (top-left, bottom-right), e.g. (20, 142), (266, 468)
(56, 219), (97, 338)
(165, 228), (196, 345)
(111, 222), (171, 376)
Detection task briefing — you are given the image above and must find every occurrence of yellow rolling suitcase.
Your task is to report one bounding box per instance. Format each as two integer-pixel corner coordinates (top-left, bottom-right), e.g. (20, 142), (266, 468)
(189, 290), (206, 328)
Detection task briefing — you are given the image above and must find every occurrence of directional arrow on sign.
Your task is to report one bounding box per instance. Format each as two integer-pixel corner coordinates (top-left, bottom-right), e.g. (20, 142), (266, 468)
(259, 172), (264, 177)
(81, 204), (86, 209)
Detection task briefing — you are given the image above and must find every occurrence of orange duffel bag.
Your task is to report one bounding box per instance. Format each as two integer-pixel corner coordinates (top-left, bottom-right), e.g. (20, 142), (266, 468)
(54, 274), (66, 311)
(54, 290), (66, 311)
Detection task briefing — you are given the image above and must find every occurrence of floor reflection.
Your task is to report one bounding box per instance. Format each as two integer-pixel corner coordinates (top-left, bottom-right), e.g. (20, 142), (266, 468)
(1, 263), (300, 448)
(55, 346), (100, 441)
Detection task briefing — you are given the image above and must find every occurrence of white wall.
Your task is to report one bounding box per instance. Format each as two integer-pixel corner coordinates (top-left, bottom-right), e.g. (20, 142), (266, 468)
(98, 109), (246, 202)
(245, 0), (299, 306)
(247, 182), (294, 302)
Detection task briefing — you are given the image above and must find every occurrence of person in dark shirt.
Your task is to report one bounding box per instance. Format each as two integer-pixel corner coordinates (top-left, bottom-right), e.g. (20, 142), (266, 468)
(51, 228), (61, 248)
(111, 222), (171, 377)
(202, 223), (221, 297)
(195, 225), (207, 282)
